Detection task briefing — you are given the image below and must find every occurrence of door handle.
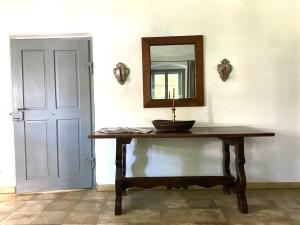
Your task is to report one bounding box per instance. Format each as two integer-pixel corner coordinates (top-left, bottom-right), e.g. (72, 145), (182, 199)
(18, 108), (28, 111)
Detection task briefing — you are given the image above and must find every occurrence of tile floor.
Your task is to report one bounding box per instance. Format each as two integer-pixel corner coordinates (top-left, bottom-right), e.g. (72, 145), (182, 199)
(0, 188), (300, 224)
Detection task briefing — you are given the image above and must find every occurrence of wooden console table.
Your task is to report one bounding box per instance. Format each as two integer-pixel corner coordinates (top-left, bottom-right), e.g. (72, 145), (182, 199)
(89, 126), (274, 215)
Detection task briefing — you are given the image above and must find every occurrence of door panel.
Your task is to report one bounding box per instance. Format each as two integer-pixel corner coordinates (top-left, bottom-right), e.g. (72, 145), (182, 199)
(57, 119), (81, 177)
(22, 50), (47, 109)
(11, 38), (93, 192)
(25, 120), (49, 180)
(54, 50), (79, 108)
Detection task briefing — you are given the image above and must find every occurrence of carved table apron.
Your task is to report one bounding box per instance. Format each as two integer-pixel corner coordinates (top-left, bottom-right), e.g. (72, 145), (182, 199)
(89, 126), (275, 215)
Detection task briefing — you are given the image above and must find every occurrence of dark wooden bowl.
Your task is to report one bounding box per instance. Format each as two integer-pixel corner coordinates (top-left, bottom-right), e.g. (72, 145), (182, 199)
(152, 120), (195, 132)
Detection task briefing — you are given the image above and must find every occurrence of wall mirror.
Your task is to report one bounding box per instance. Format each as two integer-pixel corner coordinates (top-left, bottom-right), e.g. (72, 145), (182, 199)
(142, 35), (204, 108)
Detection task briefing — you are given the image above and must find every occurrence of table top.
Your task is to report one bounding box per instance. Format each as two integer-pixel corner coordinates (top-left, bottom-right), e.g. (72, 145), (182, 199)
(88, 126), (275, 139)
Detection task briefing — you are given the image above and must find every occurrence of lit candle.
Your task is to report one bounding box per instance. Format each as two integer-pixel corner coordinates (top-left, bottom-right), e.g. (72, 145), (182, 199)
(172, 88), (175, 109)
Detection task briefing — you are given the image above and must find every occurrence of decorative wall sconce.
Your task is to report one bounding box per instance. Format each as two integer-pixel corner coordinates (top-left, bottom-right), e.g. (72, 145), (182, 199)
(113, 62), (130, 85)
(217, 59), (233, 81)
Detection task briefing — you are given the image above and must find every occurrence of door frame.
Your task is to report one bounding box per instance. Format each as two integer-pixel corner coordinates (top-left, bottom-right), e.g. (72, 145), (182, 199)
(10, 35), (96, 191)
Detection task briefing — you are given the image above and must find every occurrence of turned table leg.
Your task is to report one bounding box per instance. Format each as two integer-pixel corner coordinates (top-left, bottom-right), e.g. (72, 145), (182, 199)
(234, 138), (248, 213)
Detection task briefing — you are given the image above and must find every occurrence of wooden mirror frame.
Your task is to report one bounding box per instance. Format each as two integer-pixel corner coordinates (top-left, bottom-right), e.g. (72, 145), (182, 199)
(142, 35), (204, 108)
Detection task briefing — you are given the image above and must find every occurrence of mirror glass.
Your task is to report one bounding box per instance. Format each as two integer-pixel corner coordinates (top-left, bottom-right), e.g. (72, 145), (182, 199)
(142, 35), (204, 108)
(150, 44), (196, 100)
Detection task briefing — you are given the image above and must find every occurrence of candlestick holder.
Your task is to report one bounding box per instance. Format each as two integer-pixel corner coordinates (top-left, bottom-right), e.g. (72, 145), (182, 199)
(171, 108), (176, 122)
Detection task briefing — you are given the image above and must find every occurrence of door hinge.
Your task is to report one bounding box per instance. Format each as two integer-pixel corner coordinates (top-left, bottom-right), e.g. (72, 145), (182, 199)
(86, 157), (96, 168)
(88, 62), (94, 76)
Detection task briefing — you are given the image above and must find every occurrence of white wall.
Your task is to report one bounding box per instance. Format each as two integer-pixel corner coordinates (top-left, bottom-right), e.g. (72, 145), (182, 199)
(0, 0), (300, 188)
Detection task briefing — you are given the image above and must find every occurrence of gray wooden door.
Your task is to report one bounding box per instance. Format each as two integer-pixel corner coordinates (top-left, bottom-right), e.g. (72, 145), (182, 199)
(11, 38), (94, 193)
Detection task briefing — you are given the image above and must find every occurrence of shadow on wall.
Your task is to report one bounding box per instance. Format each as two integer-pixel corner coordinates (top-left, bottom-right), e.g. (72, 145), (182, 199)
(130, 134), (283, 181)
(131, 138), (224, 177)
(131, 139), (148, 177)
(244, 132), (299, 181)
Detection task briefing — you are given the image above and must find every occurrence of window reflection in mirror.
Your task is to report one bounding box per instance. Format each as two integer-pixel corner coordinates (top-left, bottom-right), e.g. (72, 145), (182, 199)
(150, 45), (196, 100)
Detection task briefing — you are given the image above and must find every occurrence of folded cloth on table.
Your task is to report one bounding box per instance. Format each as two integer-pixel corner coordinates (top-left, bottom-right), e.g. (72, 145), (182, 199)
(97, 127), (153, 134)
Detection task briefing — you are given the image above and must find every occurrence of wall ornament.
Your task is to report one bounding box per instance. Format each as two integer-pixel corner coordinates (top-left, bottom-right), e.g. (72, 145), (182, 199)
(113, 62), (130, 85)
(217, 59), (232, 81)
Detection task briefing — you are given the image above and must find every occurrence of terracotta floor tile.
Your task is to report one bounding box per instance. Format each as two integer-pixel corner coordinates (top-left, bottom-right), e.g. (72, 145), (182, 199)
(214, 197), (238, 209)
(0, 201), (25, 211)
(130, 198), (160, 210)
(127, 208), (161, 223)
(1, 189), (300, 224)
(282, 189), (300, 198)
(247, 190), (285, 198)
(102, 197), (133, 211)
(63, 224), (96, 225)
(161, 208), (191, 222)
(223, 208), (264, 224)
(17, 200), (52, 211)
(128, 223), (160, 225)
(32, 192), (60, 200)
(103, 223), (128, 225)
(262, 222), (299, 225)
(0, 194), (12, 201)
(186, 199), (217, 209)
(61, 190), (87, 200)
(3, 194), (34, 202)
(229, 222), (264, 225)
(44, 199), (78, 211)
(63, 224), (95, 225)
(64, 211), (99, 224)
(74, 199), (104, 211)
(160, 191), (187, 201)
(84, 191), (115, 200)
(0, 211), (12, 221)
(188, 209), (227, 223)
(268, 196), (300, 209)
(252, 207), (291, 222)
(97, 209), (130, 223)
(284, 209), (300, 223)
(182, 189), (226, 199)
(30, 210), (69, 224)
(161, 199), (189, 209)
(1, 211), (40, 224)
(163, 223), (229, 225)
(247, 196), (275, 207)
(130, 190), (161, 200)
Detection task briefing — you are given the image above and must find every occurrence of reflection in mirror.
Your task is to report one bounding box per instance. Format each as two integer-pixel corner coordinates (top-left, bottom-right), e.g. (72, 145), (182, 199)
(150, 45), (196, 100)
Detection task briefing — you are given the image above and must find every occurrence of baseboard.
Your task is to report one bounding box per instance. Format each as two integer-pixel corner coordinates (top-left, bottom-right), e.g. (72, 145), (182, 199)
(0, 186), (16, 193)
(97, 184), (115, 191)
(96, 182), (300, 192)
(247, 182), (300, 189)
